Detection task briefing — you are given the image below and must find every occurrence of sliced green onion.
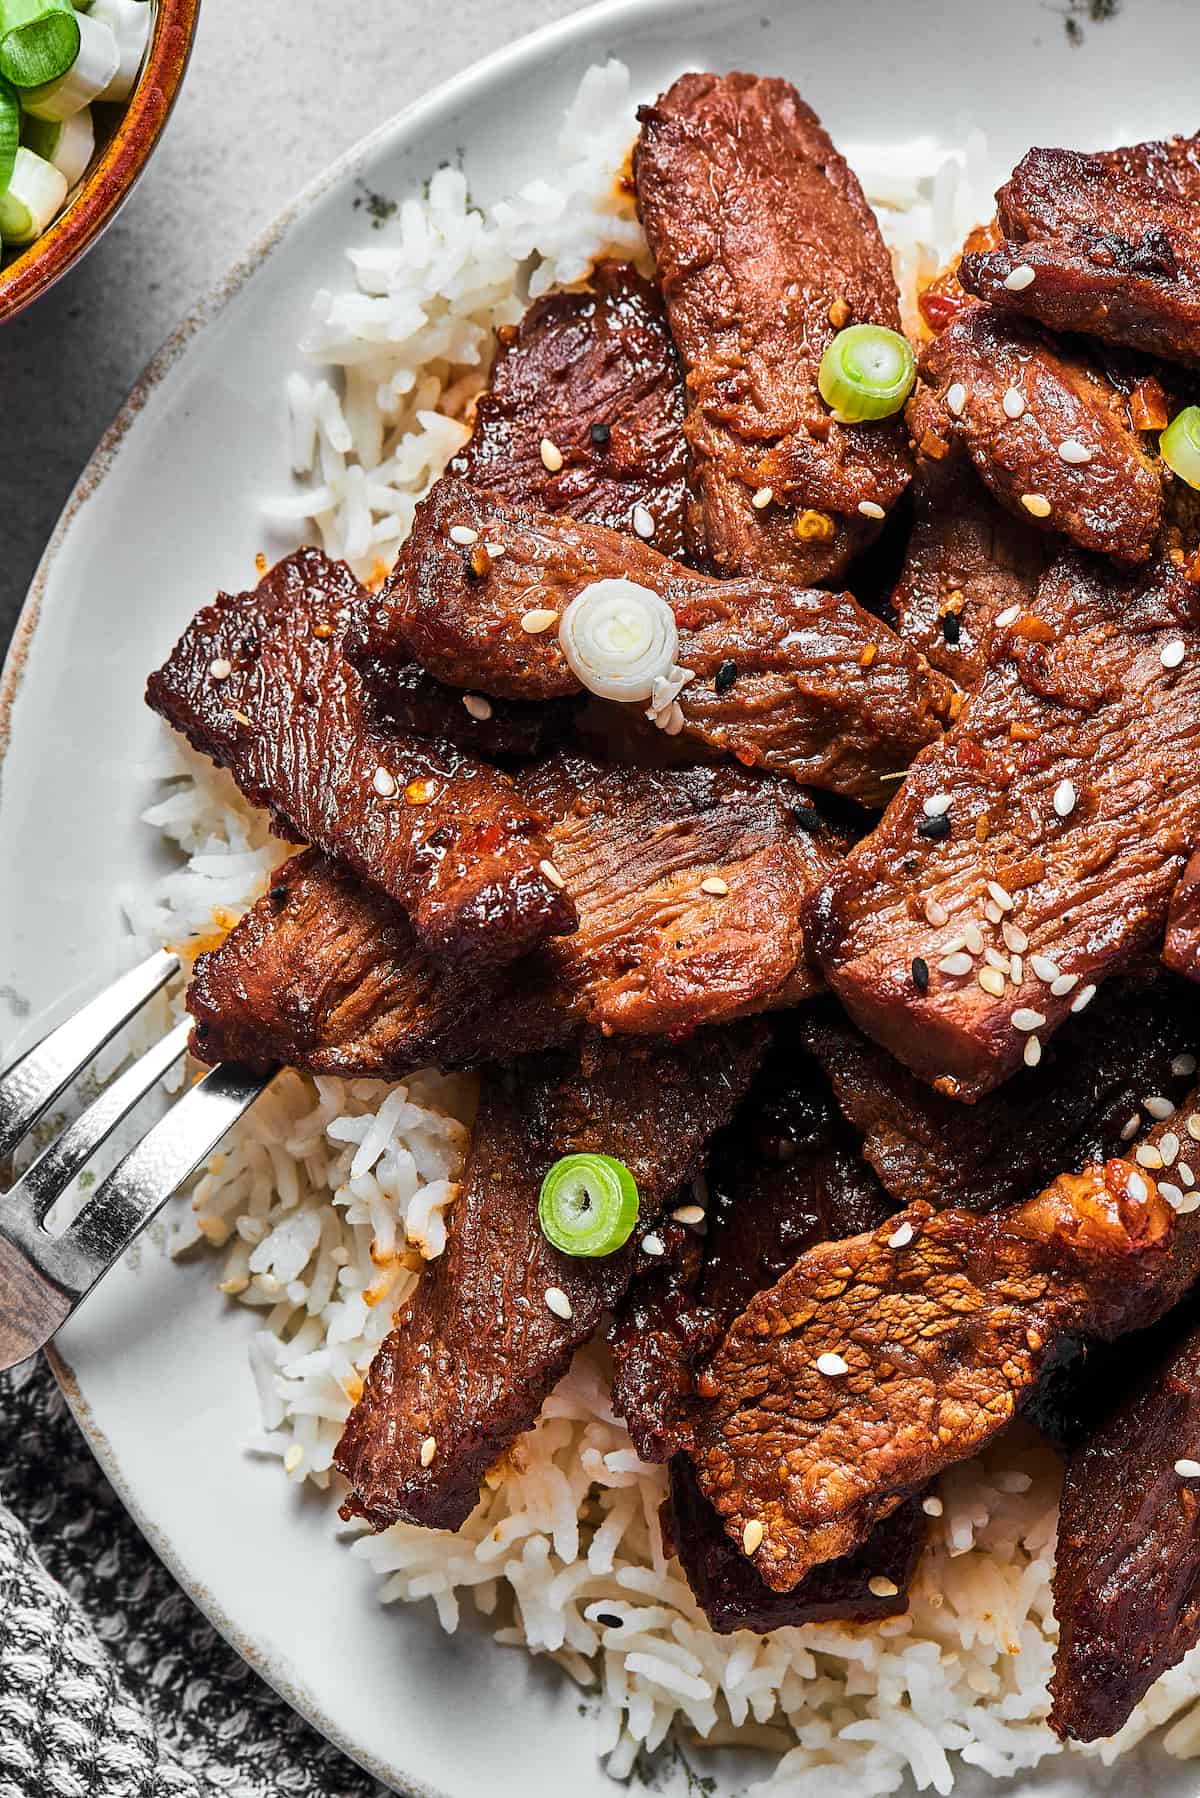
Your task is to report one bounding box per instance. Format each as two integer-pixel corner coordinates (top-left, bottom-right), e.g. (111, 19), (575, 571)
(21, 99), (91, 183)
(558, 578), (678, 703)
(0, 142), (67, 240)
(0, 0), (78, 88)
(1160, 407), (1200, 491)
(20, 7), (115, 118)
(0, 71), (18, 192)
(538, 1153), (640, 1258)
(818, 324), (916, 422)
(88, 0), (147, 102)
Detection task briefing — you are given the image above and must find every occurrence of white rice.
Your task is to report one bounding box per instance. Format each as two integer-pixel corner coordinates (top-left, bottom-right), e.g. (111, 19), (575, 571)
(129, 58), (1200, 1793)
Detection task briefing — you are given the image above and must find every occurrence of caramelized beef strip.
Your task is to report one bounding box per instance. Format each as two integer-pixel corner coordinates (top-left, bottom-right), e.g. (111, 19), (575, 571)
(1165, 852), (1200, 984)
(354, 479), (950, 806)
(911, 308), (1162, 565)
(608, 1035), (894, 1465)
(808, 550), (1200, 1099)
(663, 1457), (926, 1635)
(187, 758), (842, 1071)
(334, 1025), (766, 1532)
(146, 549), (573, 969)
(890, 443), (1047, 689)
(961, 136), (1200, 368)
(800, 984), (1200, 1212)
(633, 72), (911, 583)
(449, 259), (689, 558)
(690, 1159), (1180, 1590)
(366, 661), (572, 759)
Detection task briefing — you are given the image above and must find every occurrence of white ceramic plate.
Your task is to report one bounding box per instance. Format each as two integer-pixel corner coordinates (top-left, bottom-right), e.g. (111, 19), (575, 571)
(4, 1), (1200, 1792)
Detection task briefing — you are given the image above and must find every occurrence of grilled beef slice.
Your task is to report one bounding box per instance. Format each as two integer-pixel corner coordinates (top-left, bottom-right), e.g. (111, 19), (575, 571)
(354, 478), (950, 807)
(366, 660), (572, 759)
(145, 549), (573, 969)
(449, 259), (689, 559)
(808, 550), (1200, 1099)
(633, 72), (911, 584)
(960, 135), (1200, 368)
(1166, 852), (1200, 984)
(689, 1157), (1180, 1590)
(800, 984), (1200, 1212)
(187, 757), (842, 1071)
(890, 443), (1047, 690)
(911, 308), (1162, 565)
(334, 1024), (766, 1532)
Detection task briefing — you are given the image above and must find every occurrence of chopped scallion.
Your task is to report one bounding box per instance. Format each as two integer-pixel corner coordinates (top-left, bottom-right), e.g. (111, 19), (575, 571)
(0, 71), (18, 191)
(538, 1153), (640, 1258)
(20, 6), (115, 119)
(21, 98), (90, 182)
(818, 323), (916, 422)
(0, 0), (78, 89)
(0, 141), (66, 240)
(1160, 407), (1200, 491)
(88, 0), (146, 102)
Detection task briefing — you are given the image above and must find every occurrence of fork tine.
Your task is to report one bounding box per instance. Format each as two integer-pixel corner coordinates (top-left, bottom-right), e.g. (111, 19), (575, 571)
(0, 949), (181, 1160)
(9, 1018), (192, 1226)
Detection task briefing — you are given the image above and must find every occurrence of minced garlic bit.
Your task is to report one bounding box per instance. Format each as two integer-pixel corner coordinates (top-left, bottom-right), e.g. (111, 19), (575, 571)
(1020, 493), (1052, 518)
(544, 1286), (572, 1320)
(462, 693), (493, 722)
(540, 437), (564, 473)
(420, 1436), (437, 1467)
(520, 608), (559, 634)
(1004, 264), (1037, 291)
(539, 859), (566, 890)
(751, 486), (774, 509)
(372, 765), (397, 798)
(700, 875), (729, 896)
(209, 657), (232, 681)
(816, 1351), (850, 1377)
(994, 605), (1020, 629)
(887, 1222), (915, 1250)
(742, 1519), (765, 1555)
(858, 500), (886, 520)
(923, 793), (952, 818)
(868, 1576), (899, 1598)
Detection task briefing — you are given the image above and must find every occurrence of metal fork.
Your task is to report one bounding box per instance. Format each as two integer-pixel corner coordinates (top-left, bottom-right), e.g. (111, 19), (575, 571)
(0, 949), (271, 1372)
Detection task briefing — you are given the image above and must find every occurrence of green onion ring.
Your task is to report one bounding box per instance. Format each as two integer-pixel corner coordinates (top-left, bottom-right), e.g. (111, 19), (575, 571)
(818, 323), (916, 422)
(0, 0), (79, 90)
(538, 1153), (640, 1258)
(0, 72), (18, 193)
(1161, 407), (1200, 491)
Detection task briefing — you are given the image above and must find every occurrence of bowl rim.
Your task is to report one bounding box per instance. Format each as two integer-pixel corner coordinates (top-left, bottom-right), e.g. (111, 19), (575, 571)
(0, 0), (200, 325)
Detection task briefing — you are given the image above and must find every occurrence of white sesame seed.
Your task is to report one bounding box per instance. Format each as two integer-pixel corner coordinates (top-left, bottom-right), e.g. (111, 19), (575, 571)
(1030, 955), (1060, 983)
(700, 876), (730, 895)
(946, 382), (968, 417)
(449, 524), (479, 545)
(483, 542), (507, 559)
(1127, 1171), (1148, 1202)
(922, 1495), (944, 1517)
(1161, 638), (1186, 670)
(1003, 923), (1029, 953)
(752, 486), (774, 509)
(1161, 1132), (1181, 1167)
(868, 1576), (900, 1598)
(984, 948), (1010, 973)
(1145, 1096), (1177, 1121)
(1189, 1115), (1200, 1142)
(925, 898), (949, 927)
(743, 1519), (765, 1555)
(817, 1351), (850, 1376)
(539, 859), (566, 890)
(641, 1234), (665, 1257)
(540, 437), (564, 472)
(463, 693), (493, 721)
(1136, 1144), (1164, 1169)
(888, 1222), (915, 1249)
(632, 503), (656, 539)
(986, 880), (1015, 913)
(1182, 1193), (1200, 1214)
(283, 1444), (304, 1475)
(209, 657), (232, 681)
(1052, 780), (1076, 818)
(938, 952), (973, 977)
(1002, 387), (1026, 419)
(923, 793), (953, 818)
(964, 923), (985, 956)
(1021, 493), (1052, 518)
(1121, 1113), (1142, 1141)
(1050, 973), (1079, 997)
(1011, 954), (1024, 983)
(1181, 1164), (1196, 1188)
(995, 605), (1021, 630)
(1071, 984), (1096, 1013)
(858, 500), (887, 520)
(520, 608), (558, 634)
(1172, 1053), (1198, 1078)
(672, 1204), (706, 1226)
(420, 1436), (437, 1467)
(1012, 1008), (1046, 1032)
(942, 935), (967, 955)
(1175, 1459), (1200, 1479)
(1004, 264), (1037, 291)
(545, 1287), (572, 1319)
(1161, 1183), (1184, 1210)
(1058, 439), (1093, 465)
(218, 1275), (249, 1296)
(1023, 1035), (1042, 1068)
(984, 901), (1004, 925)
(372, 766), (397, 798)
(978, 967), (1006, 997)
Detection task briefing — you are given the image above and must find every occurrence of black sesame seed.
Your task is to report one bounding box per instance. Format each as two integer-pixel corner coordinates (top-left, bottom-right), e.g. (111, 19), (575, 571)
(917, 812), (952, 840)
(791, 804), (824, 832)
(941, 611), (961, 645)
(714, 658), (739, 694)
(590, 421), (612, 447)
(595, 1612), (623, 1628)
(195, 1021), (210, 1039)
(911, 956), (930, 992)
(269, 884), (289, 907)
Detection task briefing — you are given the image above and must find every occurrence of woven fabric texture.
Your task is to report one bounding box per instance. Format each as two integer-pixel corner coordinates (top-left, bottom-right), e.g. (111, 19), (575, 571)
(0, 1355), (386, 1798)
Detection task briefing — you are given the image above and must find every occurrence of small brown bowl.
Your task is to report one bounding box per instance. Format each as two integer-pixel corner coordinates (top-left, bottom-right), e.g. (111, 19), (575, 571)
(0, 0), (200, 324)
